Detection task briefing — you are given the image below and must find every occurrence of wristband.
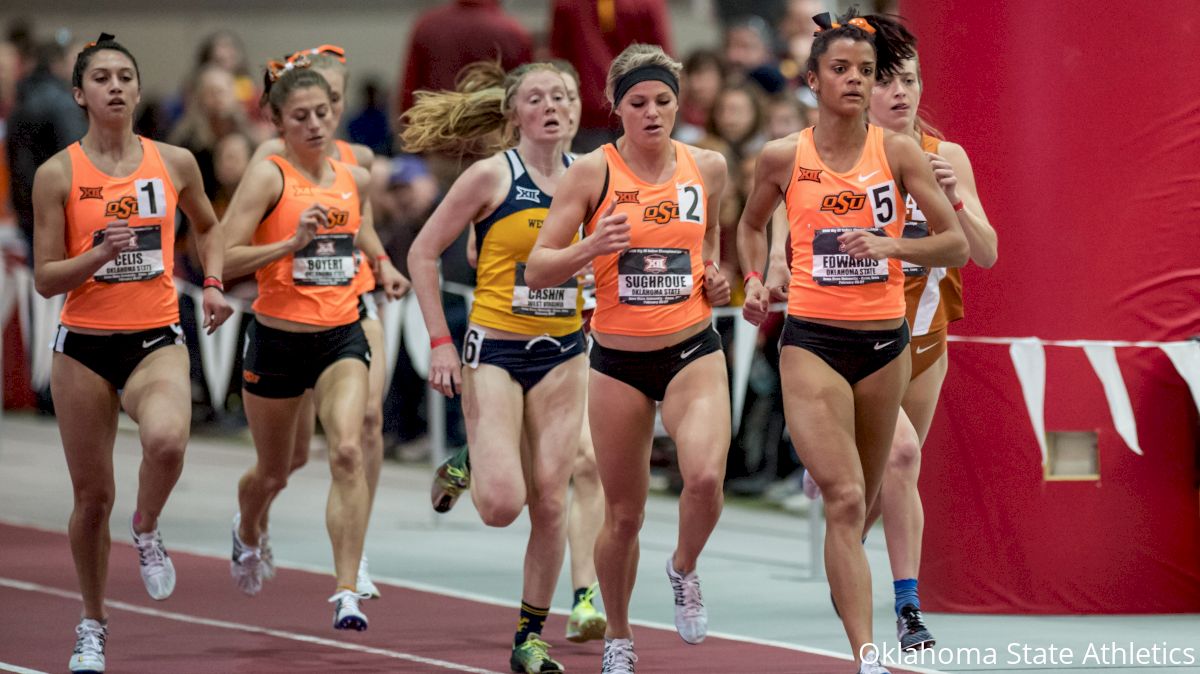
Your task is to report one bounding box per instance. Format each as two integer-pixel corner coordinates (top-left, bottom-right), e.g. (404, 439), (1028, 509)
(952, 200), (965, 212)
(375, 254), (390, 264)
(703, 260), (717, 269)
(743, 271), (763, 285)
(430, 335), (453, 349)
(202, 276), (225, 292)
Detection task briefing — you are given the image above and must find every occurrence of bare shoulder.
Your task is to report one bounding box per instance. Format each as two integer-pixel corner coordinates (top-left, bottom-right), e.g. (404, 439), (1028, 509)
(348, 163), (372, 193)
(250, 137), (285, 166)
(457, 152), (509, 191)
(243, 156), (285, 192)
(882, 129), (922, 158)
(348, 142), (375, 168)
(565, 146), (608, 183)
(936, 140), (971, 164)
(685, 144), (728, 186)
(153, 140), (200, 169)
(34, 148), (73, 189)
(755, 135), (798, 176)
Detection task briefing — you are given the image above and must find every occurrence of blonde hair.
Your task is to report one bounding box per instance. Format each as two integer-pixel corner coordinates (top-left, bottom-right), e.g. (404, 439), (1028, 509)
(605, 43), (682, 108)
(400, 61), (560, 155)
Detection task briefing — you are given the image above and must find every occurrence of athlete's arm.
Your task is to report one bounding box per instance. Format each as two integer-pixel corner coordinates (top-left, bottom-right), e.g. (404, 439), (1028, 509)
(406, 155), (504, 397)
(349, 164), (410, 300)
(695, 147), (730, 307)
(32, 153), (135, 298)
(248, 138), (284, 166)
(162, 143), (233, 333)
(764, 204), (790, 301)
(841, 134), (968, 268)
(221, 161), (320, 278)
(526, 151), (627, 290)
(736, 139), (792, 325)
(930, 142), (997, 268)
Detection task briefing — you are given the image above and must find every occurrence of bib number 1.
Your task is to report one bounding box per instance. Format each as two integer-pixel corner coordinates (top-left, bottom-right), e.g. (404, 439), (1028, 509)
(135, 179), (166, 218)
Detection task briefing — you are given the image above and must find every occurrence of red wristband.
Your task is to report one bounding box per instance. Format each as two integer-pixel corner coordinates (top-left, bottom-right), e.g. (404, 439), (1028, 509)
(743, 271), (763, 285)
(202, 276), (224, 292)
(375, 254), (390, 263)
(430, 335), (453, 349)
(703, 260), (715, 268)
(952, 200), (965, 212)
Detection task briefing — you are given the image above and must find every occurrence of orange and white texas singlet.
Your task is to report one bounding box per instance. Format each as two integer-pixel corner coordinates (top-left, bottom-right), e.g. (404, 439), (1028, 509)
(252, 156), (361, 326)
(585, 141), (711, 336)
(334, 140), (377, 298)
(60, 138), (179, 330)
(903, 133), (964, 335)
(784, 124), (905, 320)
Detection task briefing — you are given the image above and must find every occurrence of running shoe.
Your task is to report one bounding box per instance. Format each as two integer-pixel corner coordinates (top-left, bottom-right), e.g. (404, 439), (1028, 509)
(666, 557), (707, 644)
(131, 518), (175, 600)
(802, 468), (822, 499)
(897, 604), (935, 651)
(509, 633), (562, 673)
(260, 530), (276, 580)
(356, 555), (381, 599)
(69, 618), (106, 673)
(329, 589), (371, 631)
(858, 661), (891, 674)
(565, 581), (606, 642)
(230, 513), (263, 596)
(431, 446), (471, 513)
(601, 638), (637, 674)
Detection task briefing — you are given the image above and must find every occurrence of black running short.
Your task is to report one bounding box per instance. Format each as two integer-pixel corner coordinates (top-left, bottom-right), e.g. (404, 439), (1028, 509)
(464, 327), (586, 394)
(780, 317), (910, 385)
(589, 328), (723, 402)
(242, 319), (371, 398)
(52, 323), (184, 390)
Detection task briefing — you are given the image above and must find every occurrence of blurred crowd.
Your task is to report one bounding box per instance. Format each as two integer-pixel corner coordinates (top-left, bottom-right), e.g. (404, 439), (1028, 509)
(1, 0), (898, 508)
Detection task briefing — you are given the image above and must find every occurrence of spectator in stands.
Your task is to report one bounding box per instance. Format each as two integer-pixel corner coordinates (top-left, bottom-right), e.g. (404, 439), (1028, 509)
(7, 38), (85, 255)
(548, 0), (673, 152)
(167, 65), (253, 198)
(195, 30), (261, 124)
(708, 84), (766, 162)
(396, 0), (532, 115)
(724, 15), (775, 75)
(675, 49), (728, 145)
(347, 79), (391, 157)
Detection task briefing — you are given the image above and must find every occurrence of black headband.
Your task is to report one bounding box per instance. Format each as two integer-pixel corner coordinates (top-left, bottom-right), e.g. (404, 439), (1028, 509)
(613, 65), (679, 107)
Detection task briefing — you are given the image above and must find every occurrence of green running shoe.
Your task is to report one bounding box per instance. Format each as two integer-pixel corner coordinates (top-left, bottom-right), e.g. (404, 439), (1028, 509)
(431, 446), (471, 513)
(566, 582), (607, 643)
(510, 633), (563, 673)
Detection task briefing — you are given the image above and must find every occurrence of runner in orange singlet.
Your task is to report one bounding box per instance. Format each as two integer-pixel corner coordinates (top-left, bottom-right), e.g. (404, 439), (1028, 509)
(737, 12), (967, 673)
(221, 59), (373, 632)
(246, 45), (408, 600)
(32, 33), (234, 673)
(526, 43), (732, 674)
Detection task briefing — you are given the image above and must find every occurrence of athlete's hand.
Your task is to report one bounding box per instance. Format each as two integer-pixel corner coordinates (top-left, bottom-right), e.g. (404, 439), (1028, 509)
(429, 342), (463, 398)
(927, 152), (959, 204)
(291, 203), (328, 251)
(838, 230), (896, 260)
(764, 258), (790, 303)
(201, 286), (234, 335)
(742, 277), (770, 326)
(703, 262), (731, 307)
(377, 259), (411, 300)
(574, 261), (595, 288)
(97, 221), (136, 261)
(586, 200), (630, 257)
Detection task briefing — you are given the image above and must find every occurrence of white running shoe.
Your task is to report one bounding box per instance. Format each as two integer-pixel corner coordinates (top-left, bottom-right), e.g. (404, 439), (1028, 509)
(601, 638), (637, 673)
(858, 660), (891, 674)
(329, 589), (370, 631)
(259, 530), (276, 581)
(802, 468), (822, 500)
(356, 555), (381, 599)
(666, 557), (707, 644)
(230, 514), (263, 596)
(69, 618), (106, 673)
(131, 519), (175, 600)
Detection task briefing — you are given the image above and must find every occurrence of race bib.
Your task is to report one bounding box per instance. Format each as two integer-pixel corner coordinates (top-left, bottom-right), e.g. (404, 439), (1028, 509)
(812, 228), (889, 286)
(901, 221), (929, 277)
(92, 224), (164, 283)
(618, 247), (693, 305)
(293, 233), (354, 286)
(512, 263), (578, 317)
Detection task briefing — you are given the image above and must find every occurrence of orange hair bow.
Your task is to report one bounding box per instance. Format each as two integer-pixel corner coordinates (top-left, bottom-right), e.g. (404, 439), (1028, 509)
(833, 17), (876, 34)
(267, 53), (312, 82)
(289, 44), (346, 64)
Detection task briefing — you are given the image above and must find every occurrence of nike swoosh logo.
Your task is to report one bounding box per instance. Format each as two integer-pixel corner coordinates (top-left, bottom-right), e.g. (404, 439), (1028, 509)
(560, 342), (577, 354)
(858, 170), (880, 182)
(915, 343), (937, 354)
(341, 192), (353, 200)
(680, 344), (703, 360)
(874, 340), (896, 351)
(142, 336), (165, 349)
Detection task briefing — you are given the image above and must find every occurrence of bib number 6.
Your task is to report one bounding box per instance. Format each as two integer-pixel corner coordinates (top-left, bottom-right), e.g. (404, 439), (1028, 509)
(462, 328), (483, 368)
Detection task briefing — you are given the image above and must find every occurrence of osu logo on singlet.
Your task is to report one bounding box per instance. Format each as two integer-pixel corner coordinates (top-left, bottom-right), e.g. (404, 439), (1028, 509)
(643, 201), (679, 225)
(104, 196), (139, 219)
(325, 208), (350, 228)
(820, 191), (866, 215)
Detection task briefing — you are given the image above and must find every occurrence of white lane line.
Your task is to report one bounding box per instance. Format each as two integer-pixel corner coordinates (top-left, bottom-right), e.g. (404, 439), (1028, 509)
(0, 661), (49, 674)
(0, 577), (502, 674)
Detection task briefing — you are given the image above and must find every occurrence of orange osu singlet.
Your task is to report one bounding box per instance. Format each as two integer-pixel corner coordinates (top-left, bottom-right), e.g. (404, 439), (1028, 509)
(585, 141), (711, 336)
(903, 134), (964, 336)
(334, 140), (377, 298)
(784, 125), (906, 321)
(60, 138), (180, 331)
(252, 156), (361, 326)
